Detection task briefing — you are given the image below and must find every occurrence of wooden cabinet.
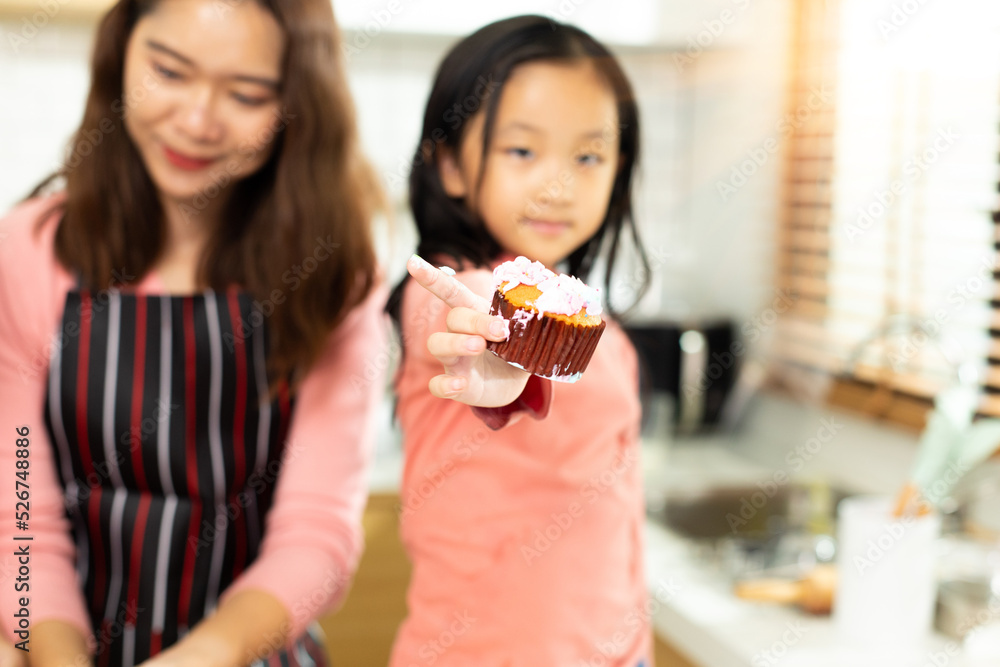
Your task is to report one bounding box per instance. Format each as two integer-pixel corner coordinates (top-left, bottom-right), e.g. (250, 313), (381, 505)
(0, 0), (112, 19)
(654, 636), (700, 667)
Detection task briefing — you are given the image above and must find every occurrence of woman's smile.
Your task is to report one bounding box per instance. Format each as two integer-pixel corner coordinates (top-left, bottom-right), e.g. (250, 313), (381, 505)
(162, 143), (218, 171)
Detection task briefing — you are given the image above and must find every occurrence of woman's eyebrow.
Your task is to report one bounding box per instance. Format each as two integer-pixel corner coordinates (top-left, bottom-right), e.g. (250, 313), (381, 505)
(146, 39), (280, 89)
(147, 39), (193, 65)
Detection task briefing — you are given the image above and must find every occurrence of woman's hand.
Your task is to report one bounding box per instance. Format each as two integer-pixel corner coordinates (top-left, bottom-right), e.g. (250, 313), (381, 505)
(0, 636), (25, 667)
(22, 620), (91, 667)
(407, 255), (530, 407)
(137, 589), (288, 667)
(136, 633), (237, 667)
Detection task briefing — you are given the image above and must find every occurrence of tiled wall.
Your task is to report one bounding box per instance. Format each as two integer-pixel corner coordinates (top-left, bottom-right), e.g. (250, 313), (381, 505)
(0, 1), (791, 325)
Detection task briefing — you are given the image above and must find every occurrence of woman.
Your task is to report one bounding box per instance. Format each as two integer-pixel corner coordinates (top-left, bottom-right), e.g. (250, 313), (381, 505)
(0, 0), (386, 664)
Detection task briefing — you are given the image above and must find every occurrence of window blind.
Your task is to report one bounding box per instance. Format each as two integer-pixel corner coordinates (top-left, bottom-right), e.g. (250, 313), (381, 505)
(774, 0), (1000, 423)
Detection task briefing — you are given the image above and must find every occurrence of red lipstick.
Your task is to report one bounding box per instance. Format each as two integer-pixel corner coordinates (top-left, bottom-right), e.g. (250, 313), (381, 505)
(163, 145), (216, 171)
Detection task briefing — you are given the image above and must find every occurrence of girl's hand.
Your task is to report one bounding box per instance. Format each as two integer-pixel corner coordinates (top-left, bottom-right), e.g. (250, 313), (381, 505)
(408, 255), (531, 407)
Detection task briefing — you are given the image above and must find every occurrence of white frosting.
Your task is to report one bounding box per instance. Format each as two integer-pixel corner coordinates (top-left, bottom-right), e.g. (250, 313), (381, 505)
(485, 349), (584, 384)
(510, 308), (537, 328)
(548, 371), (583, 383)
(492, 255), (555, 293)
(492, 256), (603, 317)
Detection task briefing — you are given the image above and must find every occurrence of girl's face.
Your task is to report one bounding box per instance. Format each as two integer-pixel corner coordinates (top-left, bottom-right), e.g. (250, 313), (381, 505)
(440, 60), (620, 268)
(122, 0), (285, 208)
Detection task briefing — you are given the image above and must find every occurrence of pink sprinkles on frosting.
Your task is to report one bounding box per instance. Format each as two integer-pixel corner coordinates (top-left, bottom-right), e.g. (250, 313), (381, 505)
(493, 256), (603, 317)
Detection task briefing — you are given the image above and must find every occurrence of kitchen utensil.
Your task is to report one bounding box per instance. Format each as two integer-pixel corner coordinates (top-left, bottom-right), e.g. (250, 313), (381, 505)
(835, 495), (942, 647)
(936, 578), (1000, 639)
(892, 385), (1000, 518)
(734, 563), (837, 614)
(625, 320), (739, 434)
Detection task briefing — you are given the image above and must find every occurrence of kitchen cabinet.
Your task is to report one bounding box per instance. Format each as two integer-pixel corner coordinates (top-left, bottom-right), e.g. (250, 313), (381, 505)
(655, 638), (699, 667)
(0, 0), (112, 19)
(1, 0), (756, 50)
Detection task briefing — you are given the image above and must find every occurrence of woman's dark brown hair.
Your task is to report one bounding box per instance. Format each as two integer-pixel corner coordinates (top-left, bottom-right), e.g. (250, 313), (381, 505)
(29, 0), (381, 392)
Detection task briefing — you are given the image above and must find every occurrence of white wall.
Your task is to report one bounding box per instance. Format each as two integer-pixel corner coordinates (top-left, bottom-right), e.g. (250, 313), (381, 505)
(666, 0), (791, 324)
(0, 19), (93, 207)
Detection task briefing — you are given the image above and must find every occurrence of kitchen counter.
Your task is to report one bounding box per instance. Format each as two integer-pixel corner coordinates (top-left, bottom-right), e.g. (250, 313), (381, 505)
(641, 442), (979, 667)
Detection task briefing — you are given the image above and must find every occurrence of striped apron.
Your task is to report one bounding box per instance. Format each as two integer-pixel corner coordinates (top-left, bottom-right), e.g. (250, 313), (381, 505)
(43, 286), (329, 667)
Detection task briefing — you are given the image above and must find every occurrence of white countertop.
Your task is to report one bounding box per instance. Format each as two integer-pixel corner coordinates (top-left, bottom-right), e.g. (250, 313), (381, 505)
(641, 442), (984, 667)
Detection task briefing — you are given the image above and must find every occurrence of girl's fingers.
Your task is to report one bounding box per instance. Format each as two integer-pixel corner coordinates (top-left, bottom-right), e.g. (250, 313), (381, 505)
(428, 373), (468, 399)
(407, 255), (492, 312)
(426, 331), (486, 362)
(446, 306), (509, 341)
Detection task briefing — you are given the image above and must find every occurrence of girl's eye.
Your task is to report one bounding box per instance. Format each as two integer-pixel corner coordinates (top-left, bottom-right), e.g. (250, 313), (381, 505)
(506, 147), (534, 159)
(232, 93), (269, 107)
(577, 153), (603, 166)
(153, 63), (182, 80)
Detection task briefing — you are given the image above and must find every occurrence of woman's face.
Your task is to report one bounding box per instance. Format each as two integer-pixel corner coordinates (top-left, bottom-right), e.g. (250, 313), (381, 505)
(122, 0), (285, 209)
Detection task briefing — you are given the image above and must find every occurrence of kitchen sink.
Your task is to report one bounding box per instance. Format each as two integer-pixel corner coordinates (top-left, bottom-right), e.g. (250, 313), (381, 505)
(647, 481), (856, 578)
(650, 481), (853, 541)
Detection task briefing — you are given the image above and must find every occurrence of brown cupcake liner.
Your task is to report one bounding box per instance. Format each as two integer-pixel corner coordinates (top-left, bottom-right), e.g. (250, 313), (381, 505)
(485, 291), (606, 383)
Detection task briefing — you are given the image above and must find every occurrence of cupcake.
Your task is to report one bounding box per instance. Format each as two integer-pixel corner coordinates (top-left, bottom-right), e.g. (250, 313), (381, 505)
(486, 256), (606, 383)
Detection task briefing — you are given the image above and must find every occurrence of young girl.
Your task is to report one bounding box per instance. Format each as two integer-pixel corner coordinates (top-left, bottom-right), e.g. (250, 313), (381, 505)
(0, 0), (386, 665)
(388, 15), (653, 666)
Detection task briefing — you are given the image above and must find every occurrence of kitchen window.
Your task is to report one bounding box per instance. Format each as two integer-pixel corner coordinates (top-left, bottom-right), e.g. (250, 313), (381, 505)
(772, 0), (1000, 427)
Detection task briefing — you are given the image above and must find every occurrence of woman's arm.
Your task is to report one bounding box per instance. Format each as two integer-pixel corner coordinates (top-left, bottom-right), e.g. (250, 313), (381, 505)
(27, 621), (89, 667)
(0, 202), (94, 658)
(0, 635), (27, 667)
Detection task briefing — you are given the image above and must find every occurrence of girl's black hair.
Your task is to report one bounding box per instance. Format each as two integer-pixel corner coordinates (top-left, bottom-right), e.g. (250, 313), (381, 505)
(387, 14), (650, 332)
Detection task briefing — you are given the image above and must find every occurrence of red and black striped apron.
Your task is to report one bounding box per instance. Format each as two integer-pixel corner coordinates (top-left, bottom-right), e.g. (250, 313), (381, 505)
(43, 286), (329, 667)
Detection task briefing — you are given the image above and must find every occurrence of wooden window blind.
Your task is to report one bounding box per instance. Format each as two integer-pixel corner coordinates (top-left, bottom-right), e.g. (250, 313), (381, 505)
(773, 0), (1000, 426)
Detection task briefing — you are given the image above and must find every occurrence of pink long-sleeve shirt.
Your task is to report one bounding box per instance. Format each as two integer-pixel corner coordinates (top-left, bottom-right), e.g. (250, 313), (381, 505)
(390, 262), (652, 666)
(0, 196), (387, 647)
